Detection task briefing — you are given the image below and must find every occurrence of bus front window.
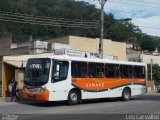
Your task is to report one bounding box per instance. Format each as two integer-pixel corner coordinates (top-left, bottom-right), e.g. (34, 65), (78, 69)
(24, 58), (51, 86)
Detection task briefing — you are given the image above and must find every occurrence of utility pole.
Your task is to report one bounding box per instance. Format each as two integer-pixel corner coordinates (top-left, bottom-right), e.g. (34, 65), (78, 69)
(150, 59), (153, 80)
(98, 0), (107, 59)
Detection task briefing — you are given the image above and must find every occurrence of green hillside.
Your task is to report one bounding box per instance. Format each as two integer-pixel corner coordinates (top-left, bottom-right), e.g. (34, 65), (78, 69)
(0, 0), (159, 50)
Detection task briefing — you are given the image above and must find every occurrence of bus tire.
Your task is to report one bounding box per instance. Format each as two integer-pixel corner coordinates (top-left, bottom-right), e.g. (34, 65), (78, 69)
(67, 90), (80, 105)
(122, 88), (131, 101)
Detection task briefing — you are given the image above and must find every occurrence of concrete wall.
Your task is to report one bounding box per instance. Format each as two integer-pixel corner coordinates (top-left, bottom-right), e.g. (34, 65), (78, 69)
(0, 57), (2, 96)
(141, 54), (160, 92)
(103, 40), (126, 61)
(0, 35), (126, 60)
(47, 36), (69, 45)
(142, 54), (160, 65)
(147, 80), (155, 91)
(0, 36), (12, 56)
(0, 36), (30, 56)
(0, 57), (2, 81)
(69, 36), (99, 53)
(2, 63), (15, 97)
(69, 36), (126, 61)
(127, 49), (141, 61)
(11, 46), (29, 55)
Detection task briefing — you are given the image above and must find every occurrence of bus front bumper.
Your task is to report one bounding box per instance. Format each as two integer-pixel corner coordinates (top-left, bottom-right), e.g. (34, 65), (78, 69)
(20, 89), (49, 101)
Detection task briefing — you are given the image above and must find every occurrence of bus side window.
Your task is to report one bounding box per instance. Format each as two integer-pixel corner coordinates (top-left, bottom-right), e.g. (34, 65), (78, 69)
(105, 64), (120, 78)
(88, 63), (96, 78)
(120, 65), (133, 78)
(96, 63), (104, 78)
(88, 63), (104, 78)
(71, 61), (87, 78)
(134, 66), (145, 79)
(52, 61), (69, 83)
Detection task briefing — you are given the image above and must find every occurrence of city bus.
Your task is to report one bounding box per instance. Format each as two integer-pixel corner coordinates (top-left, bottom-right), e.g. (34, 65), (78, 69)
(21, 55), (147, 105)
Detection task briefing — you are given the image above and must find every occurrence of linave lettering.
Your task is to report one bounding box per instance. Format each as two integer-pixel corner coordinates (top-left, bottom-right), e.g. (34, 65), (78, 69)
(86, 83), (104, 88)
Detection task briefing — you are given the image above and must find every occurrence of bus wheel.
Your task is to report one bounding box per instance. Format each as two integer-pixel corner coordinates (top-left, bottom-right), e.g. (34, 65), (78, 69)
(122, 88), (131, 101)
(67, 90), (80, 105)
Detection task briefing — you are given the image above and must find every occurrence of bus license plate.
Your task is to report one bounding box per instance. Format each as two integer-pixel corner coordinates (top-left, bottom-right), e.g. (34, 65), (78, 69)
(28, 94), (34, 97)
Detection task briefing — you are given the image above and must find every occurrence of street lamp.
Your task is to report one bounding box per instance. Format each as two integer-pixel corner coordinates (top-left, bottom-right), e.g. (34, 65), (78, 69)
(98, 0), (107, 59)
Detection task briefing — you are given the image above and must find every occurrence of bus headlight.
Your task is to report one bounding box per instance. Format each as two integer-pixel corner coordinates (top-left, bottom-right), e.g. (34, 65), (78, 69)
(41, 87), (46, 92)
(23, 86), (27, 91)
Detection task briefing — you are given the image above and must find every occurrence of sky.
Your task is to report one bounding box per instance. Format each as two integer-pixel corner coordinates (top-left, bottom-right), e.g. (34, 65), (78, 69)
(76, 0), (160, 37)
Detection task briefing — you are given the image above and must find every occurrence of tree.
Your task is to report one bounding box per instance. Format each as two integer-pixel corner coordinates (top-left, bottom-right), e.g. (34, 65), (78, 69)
(107, 20), (141, 42)
(157, 44), (160, 53)
(0, 0), (102, 42)
(0, 0), (159, 43)
(140, 39), (155, 51)
(147, 64), (160, 84)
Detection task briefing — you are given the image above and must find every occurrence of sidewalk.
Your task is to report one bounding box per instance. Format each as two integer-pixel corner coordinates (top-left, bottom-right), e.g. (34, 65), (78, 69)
(0, 97), (16, 106)
(0, 97), (5, 102)
(147, 90), (157, 94)
(0, 97), (40, 105)
(0, 97), (20, 102)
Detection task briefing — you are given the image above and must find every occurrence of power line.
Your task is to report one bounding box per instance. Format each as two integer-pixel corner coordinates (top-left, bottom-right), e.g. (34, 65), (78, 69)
(0, 11), (160, 30)
(110, 0), (160, 5)
(0, 16), (99, 29)
(0, 11), (100, 28)
(0, 18), (99, 29)
(0, 12), (100, 25)
(107, 1), (160, 9)
(1, 13), (160, 30)
(106, 9), (141, 15)
(0, 10), (99, 23)
(0, 14), (100, 27)
(138, 26), (160, 30)
(0, 19), (99, 28)
(128, 0), (160, 5)
(105, 20), (160, 30)
(106, 8), (160, 17)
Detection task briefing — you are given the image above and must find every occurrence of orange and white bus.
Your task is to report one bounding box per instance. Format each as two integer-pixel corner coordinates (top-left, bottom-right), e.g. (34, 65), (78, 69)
(22, 55), (147, 105)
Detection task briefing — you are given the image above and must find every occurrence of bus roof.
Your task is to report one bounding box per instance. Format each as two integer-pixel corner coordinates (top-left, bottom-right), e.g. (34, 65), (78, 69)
(29, 55), (146, 66)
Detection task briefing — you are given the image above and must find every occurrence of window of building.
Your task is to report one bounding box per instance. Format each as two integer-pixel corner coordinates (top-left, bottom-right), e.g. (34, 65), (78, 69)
(105, 64), (120, 78)
(71, 61), (87, 78)
(120, 65), (133, 78)
(134, 66), (145, 78)
(89, 63), (104, 78)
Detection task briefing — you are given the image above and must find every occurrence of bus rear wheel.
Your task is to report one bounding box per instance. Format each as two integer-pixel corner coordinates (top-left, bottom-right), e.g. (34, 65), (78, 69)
(67, 90), (80, 105)
(122, 88), (131, 101)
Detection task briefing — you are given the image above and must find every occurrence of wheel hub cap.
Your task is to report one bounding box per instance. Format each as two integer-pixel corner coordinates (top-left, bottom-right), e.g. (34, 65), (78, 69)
(70, 93), (77, 102)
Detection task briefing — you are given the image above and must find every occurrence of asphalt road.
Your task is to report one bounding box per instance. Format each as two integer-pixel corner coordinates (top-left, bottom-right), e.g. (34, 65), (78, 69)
(0, 92), (160, 120)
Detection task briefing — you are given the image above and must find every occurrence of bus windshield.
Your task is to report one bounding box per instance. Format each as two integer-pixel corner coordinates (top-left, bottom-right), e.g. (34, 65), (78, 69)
(24, 58), (51, 86)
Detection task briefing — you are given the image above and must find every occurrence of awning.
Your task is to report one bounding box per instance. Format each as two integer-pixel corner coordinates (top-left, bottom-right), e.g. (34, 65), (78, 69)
(4, 60), (27, 68)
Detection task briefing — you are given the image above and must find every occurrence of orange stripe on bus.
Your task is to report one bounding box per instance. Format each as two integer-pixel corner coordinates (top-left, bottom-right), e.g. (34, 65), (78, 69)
(72, 78), (146, 91)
